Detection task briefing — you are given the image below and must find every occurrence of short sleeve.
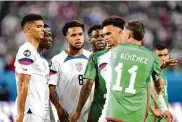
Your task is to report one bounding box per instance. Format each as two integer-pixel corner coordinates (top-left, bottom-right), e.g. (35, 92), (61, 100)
(49, 58), (60, 85)
(84, 54), (97, 80)
(151, 55), (161, 82)
(14, 48), (35, 75)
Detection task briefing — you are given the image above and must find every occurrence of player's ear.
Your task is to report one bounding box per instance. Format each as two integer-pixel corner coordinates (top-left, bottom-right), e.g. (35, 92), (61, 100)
(89, 38), (92, 44)
(127, 31), (132, 39)
(65, 36), (68, 42)
(24, 23), (31, 33)
(119, 30), (122, 34)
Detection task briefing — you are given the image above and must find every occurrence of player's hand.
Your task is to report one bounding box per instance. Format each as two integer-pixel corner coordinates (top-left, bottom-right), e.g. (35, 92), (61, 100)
(161, 59), (178, 69)
(57, 107), (70, 122)
(15, 115), (24, 122)
(151, 108), (163, 117)
(70, 112), (80, 122)
(162, 110), (174, 122)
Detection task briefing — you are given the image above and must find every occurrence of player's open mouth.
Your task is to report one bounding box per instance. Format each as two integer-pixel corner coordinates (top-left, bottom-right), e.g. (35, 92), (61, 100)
(97, 43), (104, 47)
(75, 42), (82, 46)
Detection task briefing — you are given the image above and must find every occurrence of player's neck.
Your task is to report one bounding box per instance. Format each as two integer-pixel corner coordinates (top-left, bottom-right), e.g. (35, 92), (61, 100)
(27, 35), (40, 52)
(66, 48), (83, 56)
(128, 38), (141, 46)
(37, 46), (44, 53)
(92, 47), (97, 53)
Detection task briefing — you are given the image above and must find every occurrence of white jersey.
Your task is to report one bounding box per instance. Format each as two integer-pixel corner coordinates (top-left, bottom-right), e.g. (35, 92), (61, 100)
(14, 42), (50, 119)
(49, 49), (94, 122)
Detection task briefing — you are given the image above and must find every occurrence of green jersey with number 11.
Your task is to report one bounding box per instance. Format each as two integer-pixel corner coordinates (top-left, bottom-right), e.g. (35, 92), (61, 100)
(103, 43), (161, 122)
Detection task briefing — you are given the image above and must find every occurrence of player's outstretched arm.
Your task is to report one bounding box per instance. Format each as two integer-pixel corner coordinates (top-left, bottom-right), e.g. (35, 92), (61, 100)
(71, 79), (94, 122)
(16, 73), (31, 122)
(49, 85), (69, 122)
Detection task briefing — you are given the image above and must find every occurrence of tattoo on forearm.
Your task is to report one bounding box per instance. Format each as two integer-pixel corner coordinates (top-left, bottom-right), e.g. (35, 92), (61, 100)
(76, 80), (93, 112)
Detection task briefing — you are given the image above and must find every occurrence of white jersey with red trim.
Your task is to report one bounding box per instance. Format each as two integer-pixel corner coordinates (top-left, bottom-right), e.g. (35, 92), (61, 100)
(14, 42), (50, 119)
(49, 49), (94, 122)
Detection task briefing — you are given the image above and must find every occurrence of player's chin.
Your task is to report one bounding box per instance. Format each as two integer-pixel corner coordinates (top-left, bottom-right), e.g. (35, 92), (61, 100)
(74, 45), (83, 50)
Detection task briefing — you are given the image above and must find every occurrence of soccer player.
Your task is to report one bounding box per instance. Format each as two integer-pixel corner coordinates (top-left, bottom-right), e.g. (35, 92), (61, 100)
(71, 16), (125, 122)
(87, 24), (106, 53)
(147, 44), (177, 122)
(38, 23), (54, 122)
(102, 21), (173, 122)
(38, 24), (53, 51)
(49, 20), (93, 122)
(14, 14), (50, 122)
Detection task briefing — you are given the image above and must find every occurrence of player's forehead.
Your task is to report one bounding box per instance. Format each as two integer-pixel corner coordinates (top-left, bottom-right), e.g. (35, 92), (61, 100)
(33, 20), (44, 26)
(103, 25), (120, 33)
(155, 49), (169, 54)
(92, 29), (103, 35)
(67, 27), (83, 34)
(45, 28), (52, 34)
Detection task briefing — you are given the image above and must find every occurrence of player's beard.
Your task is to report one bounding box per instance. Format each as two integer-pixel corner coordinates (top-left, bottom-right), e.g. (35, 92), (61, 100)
(69, 43), (84, 51)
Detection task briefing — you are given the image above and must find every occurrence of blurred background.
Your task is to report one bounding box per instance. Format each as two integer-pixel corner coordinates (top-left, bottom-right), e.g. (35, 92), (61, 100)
(0, 1), (182, 122)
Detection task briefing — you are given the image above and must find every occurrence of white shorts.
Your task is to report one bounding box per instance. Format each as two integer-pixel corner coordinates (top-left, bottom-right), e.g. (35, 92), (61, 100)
(22, 114), (44, 122)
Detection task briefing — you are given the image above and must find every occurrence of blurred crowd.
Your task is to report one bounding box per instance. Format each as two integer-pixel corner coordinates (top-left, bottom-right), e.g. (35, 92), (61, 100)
(0, 1), (182, 101)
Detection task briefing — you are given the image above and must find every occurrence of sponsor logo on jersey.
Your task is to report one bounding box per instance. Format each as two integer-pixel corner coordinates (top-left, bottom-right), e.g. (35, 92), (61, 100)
(75, 63), (83, 72)
(99, 63), (107, 71)
(18, 58), (34, 65)
(23, 50), (31, 57)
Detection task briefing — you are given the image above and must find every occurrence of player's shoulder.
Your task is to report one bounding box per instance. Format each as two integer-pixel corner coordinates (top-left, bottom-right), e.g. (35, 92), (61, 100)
(138, 46), (157, 59)
(16, 42), (36, 59)
(18, 42), (34, 53)
(92, 49), (108, 58)
(83, 49), (91, 58)
(51, 50), (67, 63)
(118, 43), (156, 56)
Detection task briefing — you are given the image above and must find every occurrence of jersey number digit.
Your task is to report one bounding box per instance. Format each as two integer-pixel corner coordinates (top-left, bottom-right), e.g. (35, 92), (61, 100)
(78, 75), (84, 85)
(112, 63), (138, 94)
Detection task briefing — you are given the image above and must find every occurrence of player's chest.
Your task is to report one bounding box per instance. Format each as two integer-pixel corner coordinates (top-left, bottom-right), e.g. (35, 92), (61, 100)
(62, 60), (87, 75)
(32, 57), (49, 74)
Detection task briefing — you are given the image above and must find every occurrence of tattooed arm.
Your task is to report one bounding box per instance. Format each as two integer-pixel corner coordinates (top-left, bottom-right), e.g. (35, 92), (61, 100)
(71, 79), (94, 122)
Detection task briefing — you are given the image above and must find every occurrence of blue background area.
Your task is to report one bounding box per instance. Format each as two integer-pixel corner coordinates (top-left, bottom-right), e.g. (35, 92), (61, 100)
(0, 71), (181, 102)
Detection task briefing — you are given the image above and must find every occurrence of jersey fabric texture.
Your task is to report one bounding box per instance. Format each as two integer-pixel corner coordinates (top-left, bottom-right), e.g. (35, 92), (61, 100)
(49, 49), (93, 122)
(14, 42), (50, 120)
(102, 43), (161, 122)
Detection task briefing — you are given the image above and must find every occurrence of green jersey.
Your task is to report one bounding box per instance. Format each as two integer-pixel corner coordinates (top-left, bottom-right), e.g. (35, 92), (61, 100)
(147, 72), (168, 122)
(84, 49), (108, 122)
(103, 43), (161, 122)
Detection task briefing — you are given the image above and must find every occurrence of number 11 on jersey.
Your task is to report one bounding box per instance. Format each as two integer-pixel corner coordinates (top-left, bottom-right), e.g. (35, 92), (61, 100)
(112, 62), (138, 94)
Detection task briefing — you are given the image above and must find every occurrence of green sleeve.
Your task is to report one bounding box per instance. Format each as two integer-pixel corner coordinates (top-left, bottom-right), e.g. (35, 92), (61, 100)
(151, 55), (161, 81)
(84, 54), (97, 80)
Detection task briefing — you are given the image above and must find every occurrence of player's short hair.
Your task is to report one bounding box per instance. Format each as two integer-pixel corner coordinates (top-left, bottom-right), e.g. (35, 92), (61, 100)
(62, 20), (84, 36)
(44, 23), (50, 28)
(155, 44), (168, 50)
(87, 24), (103, 37)
(125, 20), (145, 41)
(21, 13), (43, 29)
(102, 15), (125, 30)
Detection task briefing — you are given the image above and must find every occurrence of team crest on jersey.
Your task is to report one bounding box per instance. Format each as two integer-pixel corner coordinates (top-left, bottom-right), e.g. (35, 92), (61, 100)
(99, 63), (107, 71)
(23, 50), (31, 57)
(75, 63), (83, 72)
